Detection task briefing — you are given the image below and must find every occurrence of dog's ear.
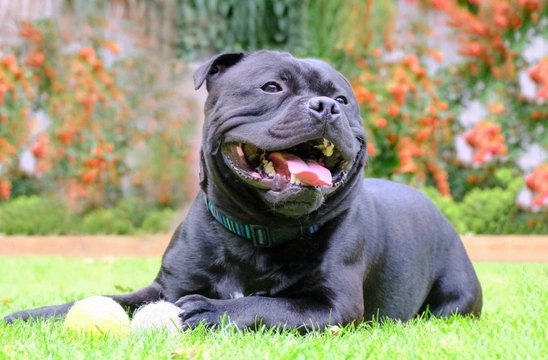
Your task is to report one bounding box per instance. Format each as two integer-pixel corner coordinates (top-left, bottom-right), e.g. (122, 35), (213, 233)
(193, 52), (245, 91)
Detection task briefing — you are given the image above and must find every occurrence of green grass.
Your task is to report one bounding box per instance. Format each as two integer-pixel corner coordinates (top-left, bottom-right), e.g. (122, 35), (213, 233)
(1, 258), (547, 359)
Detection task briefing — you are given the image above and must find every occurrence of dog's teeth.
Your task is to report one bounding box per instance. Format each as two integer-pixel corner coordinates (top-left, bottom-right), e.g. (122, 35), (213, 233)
(295, 179), (301, 185)
(290, 174), (297, 184)
(236, 144), (244, 157)
(262, 160), (276, 177)
(316, 138), (335, 157)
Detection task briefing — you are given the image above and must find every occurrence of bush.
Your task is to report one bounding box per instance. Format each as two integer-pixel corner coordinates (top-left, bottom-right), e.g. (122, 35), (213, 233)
(423, 169), (548, 234)
(140, 209), (178, 234)
(0, 196), (71, 235)
(79, 209), (136, 235)
(0, 196), (179, 235)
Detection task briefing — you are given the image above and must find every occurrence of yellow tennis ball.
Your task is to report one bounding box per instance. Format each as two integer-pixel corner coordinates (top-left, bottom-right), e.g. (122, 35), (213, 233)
(131, 301), (181, 335)
(64, 296), (130, 336)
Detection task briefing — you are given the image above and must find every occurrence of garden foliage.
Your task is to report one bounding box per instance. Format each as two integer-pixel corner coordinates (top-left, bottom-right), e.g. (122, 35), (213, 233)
(0, 0), (547, 234)
(0, 15), (199, 212)
(0, 196), (178, 235)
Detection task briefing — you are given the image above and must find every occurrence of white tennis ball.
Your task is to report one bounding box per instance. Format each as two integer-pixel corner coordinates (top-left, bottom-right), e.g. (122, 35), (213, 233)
(63, 296), (130, 336)
(131, 301), (181, 335)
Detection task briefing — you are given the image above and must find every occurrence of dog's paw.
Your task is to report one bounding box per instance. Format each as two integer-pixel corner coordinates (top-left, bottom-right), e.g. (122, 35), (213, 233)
(175, 294), (224, 329)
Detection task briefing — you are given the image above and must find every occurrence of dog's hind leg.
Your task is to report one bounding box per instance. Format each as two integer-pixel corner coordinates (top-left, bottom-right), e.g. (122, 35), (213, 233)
(3, 282), (164, 324)
(418, 268), (483, 318)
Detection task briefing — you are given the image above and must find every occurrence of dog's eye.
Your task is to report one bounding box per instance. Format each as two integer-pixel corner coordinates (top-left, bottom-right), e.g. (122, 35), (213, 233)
(261, 81), (283, 93)
(335, 96), (348, 105)
(209, 65), (220, 76)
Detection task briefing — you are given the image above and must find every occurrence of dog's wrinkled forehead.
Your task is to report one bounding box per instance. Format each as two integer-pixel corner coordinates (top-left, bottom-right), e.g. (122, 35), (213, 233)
(240, 54), (350, 94)
(194, 51), (355, 98)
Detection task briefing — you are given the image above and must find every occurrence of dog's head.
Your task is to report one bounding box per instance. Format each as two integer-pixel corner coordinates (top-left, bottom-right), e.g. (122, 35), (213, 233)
(195, 51), (367, 222)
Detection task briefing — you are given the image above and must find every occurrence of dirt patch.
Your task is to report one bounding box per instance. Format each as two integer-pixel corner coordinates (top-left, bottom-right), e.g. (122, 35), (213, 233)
(1, 234), (547, 262)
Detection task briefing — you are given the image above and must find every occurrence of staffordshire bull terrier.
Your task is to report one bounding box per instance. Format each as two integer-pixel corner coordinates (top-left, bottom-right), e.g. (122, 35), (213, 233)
(4, 51), (482, 331)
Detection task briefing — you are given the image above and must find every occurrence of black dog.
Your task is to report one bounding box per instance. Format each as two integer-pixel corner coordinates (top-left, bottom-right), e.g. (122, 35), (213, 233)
(4, 51), (482, 330)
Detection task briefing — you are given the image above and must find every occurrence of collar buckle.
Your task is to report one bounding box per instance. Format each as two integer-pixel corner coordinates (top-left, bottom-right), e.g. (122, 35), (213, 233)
(248, 224), (272, 247)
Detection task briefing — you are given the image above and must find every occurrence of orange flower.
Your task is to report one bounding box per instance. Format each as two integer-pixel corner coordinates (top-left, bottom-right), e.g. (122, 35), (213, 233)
(428, 49), (444, 63)
(387, 105), (400, 117)
(459, 42), (484, 57)
(525, 164), (548, 207)
(106, 41), (120, 55)
(0, 178), (11, 200)
(493, 15), (508, 28)
(353, 84), (375, 105)
(538, 85), (548, 99)
(344, 43), (354, 53)
(57, 130), (74, 146)
(434, 170), (450, 197)
(24, 51), (45, 67)
(0, 84), (6, 106)
(376, 118), (387, 128)
(402, 54), (419, 67)
(465, 121), (507, 163)
(18, 22), (42, 44)
(1, 54), (17, 68)
(85, 159), (102, 168)
(79, 46), (96, 62)
(518, 0), (541, 11)
(31, 133), (49, 159)
(429, 0), (446, 10)
(93, 147), (104, 157)
(388, 83), (408, 105)
(104, 143), (115, 153)
(530, 58), (548, 98)
(438, 102), (448, 111)
(80, 169), (99, 184)
(488, 102), (505, 115)
(414, 128), (432, 141)
(367, 142), (377, 156)
(396, 137), (422, 174)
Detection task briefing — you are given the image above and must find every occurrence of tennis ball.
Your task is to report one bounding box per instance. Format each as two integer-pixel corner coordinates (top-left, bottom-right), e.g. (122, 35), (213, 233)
(64, 296), (130, 336)
(131, 301), (181, 335)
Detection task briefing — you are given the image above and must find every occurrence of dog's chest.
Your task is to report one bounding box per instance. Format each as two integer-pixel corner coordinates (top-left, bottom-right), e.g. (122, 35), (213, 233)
(212, 250), (322, 300)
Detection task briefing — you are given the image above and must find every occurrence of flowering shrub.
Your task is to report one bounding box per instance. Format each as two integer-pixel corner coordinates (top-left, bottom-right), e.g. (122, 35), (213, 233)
(342, 1), (546, 214)
(464, 121), (508, 164)
(530, 57), (548, 99)
(352, 51), (455, 196)
(0, 18), (199, 210)
(526, 164), (548, 207)
(0, 53), (33, 200)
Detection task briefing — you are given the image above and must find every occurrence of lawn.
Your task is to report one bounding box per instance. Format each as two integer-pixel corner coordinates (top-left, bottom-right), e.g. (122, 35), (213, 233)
(1, 258), (547, 359)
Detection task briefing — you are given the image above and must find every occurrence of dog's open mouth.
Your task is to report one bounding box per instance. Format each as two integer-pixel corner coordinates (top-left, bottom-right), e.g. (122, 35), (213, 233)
(222, 138), (350, 191)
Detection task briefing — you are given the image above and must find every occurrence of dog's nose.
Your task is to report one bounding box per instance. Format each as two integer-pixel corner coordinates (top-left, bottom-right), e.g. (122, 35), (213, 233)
(308, 97), (341, 122)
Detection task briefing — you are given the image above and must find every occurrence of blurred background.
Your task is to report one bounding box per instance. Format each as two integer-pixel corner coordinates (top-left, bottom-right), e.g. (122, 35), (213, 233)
(0, 0), (546, 236)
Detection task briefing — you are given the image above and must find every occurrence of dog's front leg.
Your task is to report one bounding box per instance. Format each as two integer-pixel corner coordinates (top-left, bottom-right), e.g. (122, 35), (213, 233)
(175, 293), (363, 332)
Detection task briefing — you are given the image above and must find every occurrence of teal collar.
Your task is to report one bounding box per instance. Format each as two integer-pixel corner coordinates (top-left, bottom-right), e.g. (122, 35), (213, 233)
(204, 196), (322, 247)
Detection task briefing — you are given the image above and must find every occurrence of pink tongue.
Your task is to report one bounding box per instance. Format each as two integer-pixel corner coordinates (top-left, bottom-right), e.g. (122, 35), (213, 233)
(269, 152), (332, 187)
